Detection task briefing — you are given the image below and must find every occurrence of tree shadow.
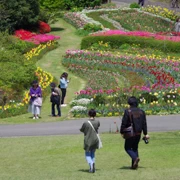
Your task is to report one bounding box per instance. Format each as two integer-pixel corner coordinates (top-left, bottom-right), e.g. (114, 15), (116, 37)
(51, 27), (64, 32)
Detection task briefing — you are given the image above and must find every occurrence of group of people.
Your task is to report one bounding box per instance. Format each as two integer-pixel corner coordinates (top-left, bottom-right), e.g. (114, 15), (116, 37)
(80, 96), (149, 173)
(29, 72), (69, 119)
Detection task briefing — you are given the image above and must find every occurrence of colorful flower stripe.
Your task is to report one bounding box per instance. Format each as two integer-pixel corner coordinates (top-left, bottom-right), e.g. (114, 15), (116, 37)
(92, 30), (180, 42)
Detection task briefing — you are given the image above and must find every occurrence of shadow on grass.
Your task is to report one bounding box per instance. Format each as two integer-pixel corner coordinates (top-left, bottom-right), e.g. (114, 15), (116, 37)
(119, 166), (145, 170)
(51, 27), (65, 32)
(78, 169), (100, 173)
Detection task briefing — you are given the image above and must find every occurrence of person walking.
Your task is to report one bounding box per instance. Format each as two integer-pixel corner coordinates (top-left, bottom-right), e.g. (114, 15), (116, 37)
(29, 80), (42, 119)
(80, 109), (100, 173)
(120, 96), (150, 169)
(59, 72), (69, 107)
(138, 0), (145, 7)
(50, 82), (61, 117)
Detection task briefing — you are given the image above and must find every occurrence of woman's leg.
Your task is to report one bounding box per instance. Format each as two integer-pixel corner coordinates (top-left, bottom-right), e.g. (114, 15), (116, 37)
(91, 150), (96, 172)
(85, 151), (93, 172)
(32, 102), (36, 119)
(61, 88), (66, 104)
(56, 104), (61, 116)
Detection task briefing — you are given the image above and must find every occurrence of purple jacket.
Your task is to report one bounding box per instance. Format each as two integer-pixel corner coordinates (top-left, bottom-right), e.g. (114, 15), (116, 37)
(29, 86), (42, 102)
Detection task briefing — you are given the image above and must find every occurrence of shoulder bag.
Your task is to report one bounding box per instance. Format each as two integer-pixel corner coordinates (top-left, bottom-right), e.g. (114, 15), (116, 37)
(34, 97), (43, 107)
(122, 110), (135, 139)
(88, 121), (103, 149)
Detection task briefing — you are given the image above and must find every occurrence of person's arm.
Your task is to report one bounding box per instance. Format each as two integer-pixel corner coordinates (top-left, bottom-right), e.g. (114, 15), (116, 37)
(80, 123), (85, 133)
(120, 110), (129, 134)
(142, 111), (150, 139)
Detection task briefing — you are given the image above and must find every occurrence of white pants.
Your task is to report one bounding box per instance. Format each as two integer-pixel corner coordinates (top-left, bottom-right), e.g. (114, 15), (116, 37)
(29, 101), (41, 115)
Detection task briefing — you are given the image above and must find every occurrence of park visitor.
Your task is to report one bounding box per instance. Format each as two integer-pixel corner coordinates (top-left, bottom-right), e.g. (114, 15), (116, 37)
(80, 109), (100, 173)
(175, 18), (180, 33)
(29, 80), (42, 119)
(171, 0), (179, 8)
(120, 96), (150, 169)
(50, 82), (61, 117)
(59, 72), (69, 107)
(138, 0), (145, 6)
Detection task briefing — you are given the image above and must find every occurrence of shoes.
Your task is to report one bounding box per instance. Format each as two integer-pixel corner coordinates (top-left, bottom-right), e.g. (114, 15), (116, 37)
(33, 117), (36, 120)
(36, 116), (39, 119)
(132, 158), (140, 169)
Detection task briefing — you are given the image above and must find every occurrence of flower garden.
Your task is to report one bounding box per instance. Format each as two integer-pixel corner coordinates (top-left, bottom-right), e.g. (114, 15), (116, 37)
(1, 2), (180, 119)
(62, 5), (180, 117)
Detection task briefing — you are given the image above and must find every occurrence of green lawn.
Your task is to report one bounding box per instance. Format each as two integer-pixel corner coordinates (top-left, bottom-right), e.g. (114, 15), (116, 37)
(0, 131), (180, 180)
(0, 18), (86, 124)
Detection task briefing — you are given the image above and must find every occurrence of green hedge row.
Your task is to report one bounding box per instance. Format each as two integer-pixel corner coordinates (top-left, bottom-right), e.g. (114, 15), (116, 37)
(81, 35), (180, 53)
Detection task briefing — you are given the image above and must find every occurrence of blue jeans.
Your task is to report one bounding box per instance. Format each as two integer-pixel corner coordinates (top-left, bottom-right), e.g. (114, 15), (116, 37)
(124, 135), (141, 163)
(85, 150), (95, 168)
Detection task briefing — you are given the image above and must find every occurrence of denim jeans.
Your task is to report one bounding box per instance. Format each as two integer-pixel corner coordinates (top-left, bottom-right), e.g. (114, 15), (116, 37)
(124, 135), (141, 162)
(85, 150), (95, 169)
(51, 103), (61, 116)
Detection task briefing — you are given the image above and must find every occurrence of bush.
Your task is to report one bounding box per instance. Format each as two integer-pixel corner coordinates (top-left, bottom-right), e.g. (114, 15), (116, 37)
(83, 23), (103, 32)
(0, 0), (40, 32)
(129, 3), (140, 8)
(81, 35), (180, 53)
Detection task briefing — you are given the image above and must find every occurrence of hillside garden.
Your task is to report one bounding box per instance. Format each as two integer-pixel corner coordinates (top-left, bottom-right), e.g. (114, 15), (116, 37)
(0, 1), (180, 120)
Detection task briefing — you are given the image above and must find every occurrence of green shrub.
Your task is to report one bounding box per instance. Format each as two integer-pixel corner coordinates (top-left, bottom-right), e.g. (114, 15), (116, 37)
(0, 0), (40, 32)
(81, 35), (180, 53)
(129, 2), (140, 8)
(83, 23), (102, 32)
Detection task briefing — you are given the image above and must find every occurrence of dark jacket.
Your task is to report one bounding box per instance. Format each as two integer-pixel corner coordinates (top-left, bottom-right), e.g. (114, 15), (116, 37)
(120, 107), (147, 135)
(80, 120), (100, 151)
(50, 87), (61, 104)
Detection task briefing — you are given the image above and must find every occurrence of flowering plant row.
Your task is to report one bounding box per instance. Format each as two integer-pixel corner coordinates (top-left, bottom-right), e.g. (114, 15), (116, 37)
(15, 29), (60, 44)
(63, 50), (180, 116)
(92, 30), (180, 42)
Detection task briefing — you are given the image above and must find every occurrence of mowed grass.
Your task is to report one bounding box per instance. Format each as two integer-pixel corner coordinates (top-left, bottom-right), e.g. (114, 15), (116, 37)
(0, 131), (180, 180)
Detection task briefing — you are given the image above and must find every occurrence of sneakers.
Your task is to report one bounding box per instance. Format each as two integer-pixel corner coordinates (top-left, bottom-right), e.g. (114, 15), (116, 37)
(33, 117), (36, 120)
(132, 158), (140, 169)
(33, 116), (39, 119)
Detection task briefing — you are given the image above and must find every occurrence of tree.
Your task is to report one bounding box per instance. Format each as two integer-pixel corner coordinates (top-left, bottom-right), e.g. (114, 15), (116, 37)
(0, 0), (40, 32)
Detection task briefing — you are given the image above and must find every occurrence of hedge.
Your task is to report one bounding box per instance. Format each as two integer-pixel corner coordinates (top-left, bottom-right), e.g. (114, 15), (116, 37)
(81, 35), (180, 53)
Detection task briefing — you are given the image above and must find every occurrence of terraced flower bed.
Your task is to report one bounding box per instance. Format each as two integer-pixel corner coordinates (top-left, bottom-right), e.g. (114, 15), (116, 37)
(63, 50), (180, 117)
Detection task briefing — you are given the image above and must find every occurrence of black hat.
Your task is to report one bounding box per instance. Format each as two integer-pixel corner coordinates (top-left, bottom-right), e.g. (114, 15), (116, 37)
(128, 96), (138, 107)
(50, 82), (56, 88)
(32, 80), (38, 85)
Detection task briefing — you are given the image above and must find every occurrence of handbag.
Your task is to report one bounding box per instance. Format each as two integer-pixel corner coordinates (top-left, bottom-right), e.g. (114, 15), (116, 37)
(33, 97), (43, 106)
(122, 110), (135, 139)
(88, 121), (103, 149)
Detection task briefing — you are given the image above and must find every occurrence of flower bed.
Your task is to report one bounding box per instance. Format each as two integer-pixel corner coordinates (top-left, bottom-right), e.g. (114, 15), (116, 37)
(92, 30), (180, 42)
(63, 50), (180, 117)
(15, 29), (60, 44)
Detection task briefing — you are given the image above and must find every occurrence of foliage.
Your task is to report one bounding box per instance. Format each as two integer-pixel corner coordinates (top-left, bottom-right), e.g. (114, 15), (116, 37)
(63, 0), (102, 10)
(129, 2), (140, 8)
(81, 35), (180, 53)
(83, 23), (103, 32)
(39, 0), (65, 11)
(0, 0), (40, 32)
(86, 11), (117, 29)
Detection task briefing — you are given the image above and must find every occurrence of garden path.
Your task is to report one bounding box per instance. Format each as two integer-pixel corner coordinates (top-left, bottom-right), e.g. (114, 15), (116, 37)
(0, 114), (180, 137)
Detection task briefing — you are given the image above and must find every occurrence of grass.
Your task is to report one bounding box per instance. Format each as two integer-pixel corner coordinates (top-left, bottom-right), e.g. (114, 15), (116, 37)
(0, 131), (180, 180)
(0, 18), (86, 124)
(86, 12), (117, 29)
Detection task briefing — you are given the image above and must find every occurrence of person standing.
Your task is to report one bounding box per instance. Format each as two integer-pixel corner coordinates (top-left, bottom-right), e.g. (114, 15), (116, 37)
(50, 82), (61, 117)
(80, 109), (100, 173)
(171, 0), (179, 8)
(120, 96), (149, 169)
(29, 80), (42, 119)
(175, 18), (180, 33)
(60, 72), (69, 107)
(138, 0), (145, 7)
